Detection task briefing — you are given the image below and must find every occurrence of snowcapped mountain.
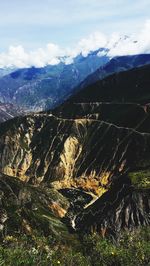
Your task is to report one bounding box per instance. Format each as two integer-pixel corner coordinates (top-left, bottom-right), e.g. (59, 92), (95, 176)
(0, 36), (150, 114)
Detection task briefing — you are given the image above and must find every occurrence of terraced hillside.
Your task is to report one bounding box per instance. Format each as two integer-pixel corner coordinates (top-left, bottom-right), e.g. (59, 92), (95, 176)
(0, 65), (149, 237)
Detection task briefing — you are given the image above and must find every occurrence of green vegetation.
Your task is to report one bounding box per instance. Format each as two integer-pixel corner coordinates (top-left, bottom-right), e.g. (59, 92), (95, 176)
(82, 227), (150, 266)
(129, 170), (150, 189)
(0, 227), (149, 266)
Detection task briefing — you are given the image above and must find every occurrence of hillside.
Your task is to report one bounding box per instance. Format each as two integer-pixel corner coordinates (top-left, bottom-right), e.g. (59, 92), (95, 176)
(0, 64), (149, 239)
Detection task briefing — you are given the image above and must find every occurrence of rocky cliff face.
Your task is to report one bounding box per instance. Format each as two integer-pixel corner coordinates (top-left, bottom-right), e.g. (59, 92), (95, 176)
(0, 113), (149, 191)
(74, 180), (150, 236)
(0, 65), (150, 237)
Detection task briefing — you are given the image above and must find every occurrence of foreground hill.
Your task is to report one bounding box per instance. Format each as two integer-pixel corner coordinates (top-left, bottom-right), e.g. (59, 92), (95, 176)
(0, 64), (149, 239)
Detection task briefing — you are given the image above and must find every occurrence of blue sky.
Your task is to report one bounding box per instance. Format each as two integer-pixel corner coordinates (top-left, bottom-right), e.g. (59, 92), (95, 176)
(0, 0), (150, 67)
(0, 0), (150, 50)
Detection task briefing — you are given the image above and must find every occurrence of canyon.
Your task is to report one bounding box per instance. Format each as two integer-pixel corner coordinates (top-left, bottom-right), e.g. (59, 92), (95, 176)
(0, 64), (149, 238)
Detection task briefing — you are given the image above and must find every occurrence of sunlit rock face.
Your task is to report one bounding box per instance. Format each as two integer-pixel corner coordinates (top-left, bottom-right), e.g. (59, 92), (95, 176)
(0, 64), (150, 236)
(0, 114), (149, 192)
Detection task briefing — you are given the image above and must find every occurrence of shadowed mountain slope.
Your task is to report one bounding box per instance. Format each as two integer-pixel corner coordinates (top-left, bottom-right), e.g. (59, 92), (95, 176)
(72, 54), (150, 95)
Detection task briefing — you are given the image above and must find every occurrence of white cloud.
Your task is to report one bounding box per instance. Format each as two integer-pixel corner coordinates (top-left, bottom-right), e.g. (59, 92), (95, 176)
(73, 32), (107, 57)
(0, 43), (64, 68)
(0, 19), (150, 68)
(108, 20), (150, 56)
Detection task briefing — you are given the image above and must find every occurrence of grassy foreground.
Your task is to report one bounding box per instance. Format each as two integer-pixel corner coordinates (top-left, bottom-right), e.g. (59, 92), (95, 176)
(0, 227), (149, 266)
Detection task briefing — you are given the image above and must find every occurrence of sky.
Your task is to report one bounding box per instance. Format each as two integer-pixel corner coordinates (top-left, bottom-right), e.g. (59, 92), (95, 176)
(0, 0), (150, 67)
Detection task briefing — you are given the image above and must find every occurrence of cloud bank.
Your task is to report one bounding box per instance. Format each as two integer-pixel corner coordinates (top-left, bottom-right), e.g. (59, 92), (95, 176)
(0, 20), (150, 68)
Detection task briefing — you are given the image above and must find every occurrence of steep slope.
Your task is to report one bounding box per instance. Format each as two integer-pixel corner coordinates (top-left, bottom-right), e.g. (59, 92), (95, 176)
(0, 64), (149, 236)
(0, 50), (109, 111)
(0, 102), (25, 123)
(75, 182), (150, 235)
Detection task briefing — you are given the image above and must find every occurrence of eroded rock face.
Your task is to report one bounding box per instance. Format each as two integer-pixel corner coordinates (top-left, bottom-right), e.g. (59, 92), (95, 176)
(0, 114), (149, 193)
(74, 180), (150, 236)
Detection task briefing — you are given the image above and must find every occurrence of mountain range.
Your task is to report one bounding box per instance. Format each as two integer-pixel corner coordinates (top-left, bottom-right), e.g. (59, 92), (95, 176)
(0, 52), (150, 115)
(0, 49), (109, 111)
